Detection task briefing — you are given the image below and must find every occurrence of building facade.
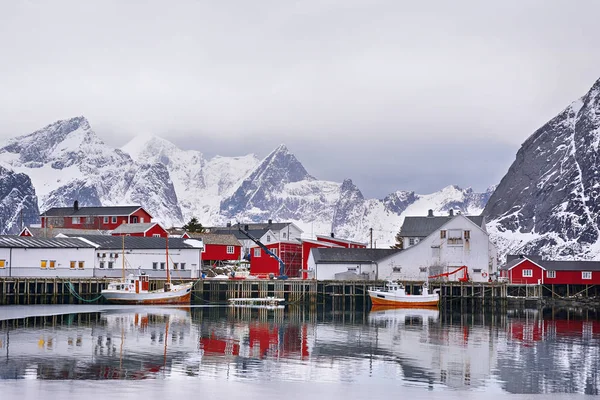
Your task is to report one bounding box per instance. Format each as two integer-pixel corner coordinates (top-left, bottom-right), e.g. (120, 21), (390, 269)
(41, 203), (152, 231)
(250, 241), (302, 278)
(501, 256), (600, 285)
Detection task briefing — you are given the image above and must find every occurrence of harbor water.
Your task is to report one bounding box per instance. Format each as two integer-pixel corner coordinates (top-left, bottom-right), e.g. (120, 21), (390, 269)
(0, 304), (598, 399)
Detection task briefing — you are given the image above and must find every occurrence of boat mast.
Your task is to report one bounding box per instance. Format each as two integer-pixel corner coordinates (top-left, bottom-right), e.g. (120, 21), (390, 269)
(166, 235), (170, 284)
(122, 234), (125, 281)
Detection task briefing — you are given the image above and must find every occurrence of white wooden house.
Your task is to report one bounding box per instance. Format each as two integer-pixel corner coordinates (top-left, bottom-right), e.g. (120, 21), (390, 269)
(69, 235), (204, 279)
(0, 236), (96, 278)
(379, 213), (497, 282)
(307, 248), (401, 280)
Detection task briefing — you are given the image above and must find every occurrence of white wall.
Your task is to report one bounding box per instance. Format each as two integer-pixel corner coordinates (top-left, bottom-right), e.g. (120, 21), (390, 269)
(379, 215), (497, 282)
(93, 248), (201, 279)
(307, 251), (376, 280)
(0, 247), (96, 278)
(275, 224), (302, 241)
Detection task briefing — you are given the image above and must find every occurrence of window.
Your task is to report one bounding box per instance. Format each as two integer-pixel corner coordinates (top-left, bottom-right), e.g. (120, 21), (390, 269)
(173, 262), (178, 270)
(153, 234), (161, 238)
(132, 216), (138, 223)
(419, 267), (427, 273)
(392, 267), (402, 272)
(283, 232), (287, 239)
(49, 260), (56, 269)
(473, 268), (482, 273)
(99, 261), (105, 269)
(582, 271), (592, 280)
(266, 235), (271, 242)
(440, 230), (446, 239)
(180, 262), (185, 270)
(41, 260), (47, 269)
(270, 248), (278, 258)
(103, 216), (109, 223)
(522, 269), (533, 277)
(140, 217), (144, 223)
(72, 217), (80, 224)
(464, 230), (470, 239)
(78, 261), (85, 269)
(0, 260), (5, 269)
(160, 262), (165, 270)
(153, 262), (158, 270)
(70, 261), (76, 269)
(108, 262), (114, 269)
(227, 246), (234, 254)
(254, 248), (261, 257)
(111, 216), (117, 223)
(409, 238), (416, 246)
(547, 270), (556, 279)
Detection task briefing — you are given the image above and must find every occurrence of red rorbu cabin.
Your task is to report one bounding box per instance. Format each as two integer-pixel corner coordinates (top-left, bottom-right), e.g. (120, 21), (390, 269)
(501, 256), (600, 285)
(250, 241), (302, 278)
(111, 222), (168, 238)
(41, 201), (152, 231)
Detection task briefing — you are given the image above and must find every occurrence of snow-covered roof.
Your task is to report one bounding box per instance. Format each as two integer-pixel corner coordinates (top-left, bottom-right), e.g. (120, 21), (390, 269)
(111, 223), (157, 234)
(0, 236), (95, 248)
(399, 214), (484, 237)
(60, 234), (198, 250)
(311, 248), (401, 264)
(41, 205), (144, 217)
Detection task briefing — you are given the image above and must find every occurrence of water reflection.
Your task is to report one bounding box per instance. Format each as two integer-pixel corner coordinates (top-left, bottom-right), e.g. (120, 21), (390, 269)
(0, 305), (598, 394)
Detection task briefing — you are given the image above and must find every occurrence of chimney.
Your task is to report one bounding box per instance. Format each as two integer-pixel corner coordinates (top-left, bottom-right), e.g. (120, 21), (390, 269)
(268, 219), (272, 225)
(427, 209), (433, 217)
(448, 209), (454, 217)
(331, 232), (335, 238)
(73, 200), (79, 212)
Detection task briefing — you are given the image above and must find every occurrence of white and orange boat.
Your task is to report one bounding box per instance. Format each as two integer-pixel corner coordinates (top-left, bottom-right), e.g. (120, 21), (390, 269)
(368, 281), (439, 308)
(101, 236), (192, 305)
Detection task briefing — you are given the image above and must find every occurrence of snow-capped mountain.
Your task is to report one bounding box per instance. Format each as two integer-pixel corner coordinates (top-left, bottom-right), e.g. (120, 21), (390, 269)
(0, 165), (39, 234)
(0, 116), (492, 246)
(0, 117), (183, 227)
(484, 77), (600, 260)
(122, 135), (259, 224)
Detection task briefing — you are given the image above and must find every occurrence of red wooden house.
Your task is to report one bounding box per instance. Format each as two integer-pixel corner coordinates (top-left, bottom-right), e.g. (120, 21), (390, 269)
(111, 223), (168, 238)
(188, 233), (242, 267)
(316, 234), (367, 249)
(41, 201), (152, 231)
(250, 241), (302, 278)
(501, 255), (600, 285)
(301, 239), (341, 279)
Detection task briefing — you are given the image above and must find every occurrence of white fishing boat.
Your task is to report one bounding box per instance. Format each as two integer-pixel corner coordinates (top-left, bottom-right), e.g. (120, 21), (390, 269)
(368, 281), (440, 308)
(101, 236), (193, 305)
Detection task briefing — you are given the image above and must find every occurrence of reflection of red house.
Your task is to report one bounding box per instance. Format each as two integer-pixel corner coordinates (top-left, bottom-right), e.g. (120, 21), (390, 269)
(301, 239), (341, 279)
(316, 234), (367, 248)
(501, 256), (600, 284)
(250, 241), (302, 278)
(200, 334), (240, 356)
(248, 322), (309, 360)
(508, 318), (600, 344)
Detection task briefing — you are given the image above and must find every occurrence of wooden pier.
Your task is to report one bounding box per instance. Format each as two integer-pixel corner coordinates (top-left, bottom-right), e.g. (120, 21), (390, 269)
(0, 277), (598, 306)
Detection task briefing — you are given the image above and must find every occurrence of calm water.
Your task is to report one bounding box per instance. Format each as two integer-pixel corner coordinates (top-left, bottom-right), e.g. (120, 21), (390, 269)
(0, 304), (598, 399)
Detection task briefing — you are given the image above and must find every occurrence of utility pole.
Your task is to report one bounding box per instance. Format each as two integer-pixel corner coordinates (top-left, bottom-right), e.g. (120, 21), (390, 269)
(369, 228), (373, 249)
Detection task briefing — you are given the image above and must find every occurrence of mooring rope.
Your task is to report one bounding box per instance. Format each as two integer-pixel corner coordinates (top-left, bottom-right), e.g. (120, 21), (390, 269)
(64, 282), (104, 303)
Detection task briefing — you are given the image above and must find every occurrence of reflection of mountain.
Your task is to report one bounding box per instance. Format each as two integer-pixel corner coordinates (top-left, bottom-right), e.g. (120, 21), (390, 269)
(0, 306), (599, 392)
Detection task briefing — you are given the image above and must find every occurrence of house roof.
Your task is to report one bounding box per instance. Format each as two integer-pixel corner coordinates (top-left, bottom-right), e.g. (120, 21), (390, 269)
(21, 227), (108, 238)
(0, 236), (95, 248)
(301, 239), (343, 248)
(186, 233), (241, 246)
(111, 223), (158, 234)
(399, 215), (485, 238)
(500, 257), (545, 271)
(316, 235), (367, 246)
(210, 227), (275, 241)
(41, 206), (144, 217)
(311, 248), (401, 264)
(61, 234), (199, 250)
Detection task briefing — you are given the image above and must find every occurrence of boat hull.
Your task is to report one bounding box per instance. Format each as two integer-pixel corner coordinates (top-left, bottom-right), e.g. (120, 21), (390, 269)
(368, 290), (439, 308)
(102, 284), (192, 305)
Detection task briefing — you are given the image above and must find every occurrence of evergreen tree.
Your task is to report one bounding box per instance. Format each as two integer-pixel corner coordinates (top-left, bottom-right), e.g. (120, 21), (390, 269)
(183, 217), (206, 233)
(391, 230), (404, 249)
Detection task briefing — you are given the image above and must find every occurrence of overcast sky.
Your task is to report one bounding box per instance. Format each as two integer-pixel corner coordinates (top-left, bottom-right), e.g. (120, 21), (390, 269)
(1, 0), (599, 198)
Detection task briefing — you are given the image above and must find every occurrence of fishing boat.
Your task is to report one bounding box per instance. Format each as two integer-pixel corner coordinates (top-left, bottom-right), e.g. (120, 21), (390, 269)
(101, 236), (193, 305)
(367, 281), (439, 308)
